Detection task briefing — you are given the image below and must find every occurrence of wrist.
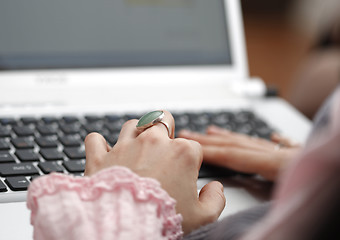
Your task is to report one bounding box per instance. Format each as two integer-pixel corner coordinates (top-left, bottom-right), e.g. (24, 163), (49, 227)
(28, 166), (183, 240)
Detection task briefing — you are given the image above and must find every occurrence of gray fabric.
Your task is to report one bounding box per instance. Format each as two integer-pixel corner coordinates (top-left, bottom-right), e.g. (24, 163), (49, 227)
(184, 202), (271, 240)
(185, 85), (340, 240)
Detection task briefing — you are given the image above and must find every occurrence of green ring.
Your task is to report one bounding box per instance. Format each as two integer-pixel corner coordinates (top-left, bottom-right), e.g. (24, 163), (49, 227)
(136, 110), (164, 129)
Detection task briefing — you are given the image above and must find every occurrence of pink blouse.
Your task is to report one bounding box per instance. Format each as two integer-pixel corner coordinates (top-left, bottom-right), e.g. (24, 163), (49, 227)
(27, 166), (183, 240)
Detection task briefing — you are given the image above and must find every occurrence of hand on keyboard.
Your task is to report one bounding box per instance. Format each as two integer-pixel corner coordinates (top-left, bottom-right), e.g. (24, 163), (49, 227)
(0, 109), (276, 201)
(83, 110), (225, 235)
(179, 125), (301, 181)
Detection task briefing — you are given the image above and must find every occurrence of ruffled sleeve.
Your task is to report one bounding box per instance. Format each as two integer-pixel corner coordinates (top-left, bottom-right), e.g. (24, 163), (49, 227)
(27, 166), (183, 240)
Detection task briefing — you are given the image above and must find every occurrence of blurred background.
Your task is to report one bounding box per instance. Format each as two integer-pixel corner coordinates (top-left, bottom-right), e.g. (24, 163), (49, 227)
(241, 0), (340, 119)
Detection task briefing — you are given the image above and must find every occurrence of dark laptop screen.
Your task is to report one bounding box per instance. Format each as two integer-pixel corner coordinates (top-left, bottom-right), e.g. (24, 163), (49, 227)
(0, 0), (232, 70)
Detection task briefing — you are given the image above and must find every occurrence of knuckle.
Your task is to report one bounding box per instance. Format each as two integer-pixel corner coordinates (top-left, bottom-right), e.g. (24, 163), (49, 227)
(174, 138), (191, 152)
(138, 129), (162, 145)
(174, 139), (201, 165)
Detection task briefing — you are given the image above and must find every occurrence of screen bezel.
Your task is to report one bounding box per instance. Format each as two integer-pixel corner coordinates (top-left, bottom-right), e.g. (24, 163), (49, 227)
(0, 0), (249, 105)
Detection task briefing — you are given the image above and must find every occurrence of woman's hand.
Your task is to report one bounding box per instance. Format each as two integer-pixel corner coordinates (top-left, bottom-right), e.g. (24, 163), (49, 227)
(179, 125), (301, 181)
(83, 111), (226, 235)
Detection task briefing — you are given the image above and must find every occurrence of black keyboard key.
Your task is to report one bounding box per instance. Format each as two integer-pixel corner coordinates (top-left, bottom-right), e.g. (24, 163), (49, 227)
(36, 124), (58, 136)
(83, 122), (105, 133)
(59, 135), (82, 147)
(234, 111), (254, 124)
(12, 126), (35, 137)
(85, 115), (103, 123)
(198, 163), (237, 178)
(60, 123), (81, 135)
(63, 160), (85, 173)
(0, 163), (39, 176)
(11, 137), (35, 149)
(104, 120), (125, 133)
(0, 126), (11, 137)
(61, 116), (79, 124)
(104, 133), (119, 146)
(0, 151), (15, 163)
(21, 117), (38, 125)
(5, 176), (30, 191)
(254, 126), (273, 140)
(40, 148), (64, 161)
(38, 162), (64, 174)
(80, 131), (89, 140)
(211, 112), (234, 126)
(0, 118), (17, 126)
(251, 118), (268, 128)
(15, 149), (40, 162)
(190, 112), (211, 124)
(30, 175), (41, 182)
(235, 123), (254, 135)
(64, 147), (86, 160)
(41, 117), (59, 124)
(105, 115), (121, 122)
(0, 139), (11, 150)
(124, 114), (141, 120)
(173, 114), (190, 129)
(0, 180), (7, 192)
(35, 136), (59, 148)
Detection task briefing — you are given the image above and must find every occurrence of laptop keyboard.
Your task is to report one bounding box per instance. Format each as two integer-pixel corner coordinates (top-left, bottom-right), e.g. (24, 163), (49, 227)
(0, 110), (274, 200)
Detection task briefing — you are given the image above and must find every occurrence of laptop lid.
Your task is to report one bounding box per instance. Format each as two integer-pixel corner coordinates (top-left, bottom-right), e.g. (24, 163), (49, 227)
(0, 0), (249, 107)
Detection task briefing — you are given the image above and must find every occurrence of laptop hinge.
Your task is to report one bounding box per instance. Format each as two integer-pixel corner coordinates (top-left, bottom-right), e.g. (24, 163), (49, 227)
(231, 77), (266, 98)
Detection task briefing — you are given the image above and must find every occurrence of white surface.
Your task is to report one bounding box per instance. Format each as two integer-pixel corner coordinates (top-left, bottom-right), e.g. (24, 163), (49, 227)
(0, 202), (32, 240)
(253, 98), (311, 143)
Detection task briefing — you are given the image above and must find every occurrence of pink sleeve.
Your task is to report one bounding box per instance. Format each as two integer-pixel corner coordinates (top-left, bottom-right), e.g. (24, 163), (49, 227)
(27, 166), (183, 240)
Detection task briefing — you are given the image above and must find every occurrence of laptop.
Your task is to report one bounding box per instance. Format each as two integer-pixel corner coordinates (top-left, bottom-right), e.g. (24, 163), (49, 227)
(0, 0), (311, 238)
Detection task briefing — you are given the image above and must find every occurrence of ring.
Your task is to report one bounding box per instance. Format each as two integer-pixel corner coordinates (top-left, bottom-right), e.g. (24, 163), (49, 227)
(136, 110), (171, 137)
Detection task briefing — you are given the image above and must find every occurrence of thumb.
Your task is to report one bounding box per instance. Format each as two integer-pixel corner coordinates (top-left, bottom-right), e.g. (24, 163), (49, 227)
(198, 181), (226, 223)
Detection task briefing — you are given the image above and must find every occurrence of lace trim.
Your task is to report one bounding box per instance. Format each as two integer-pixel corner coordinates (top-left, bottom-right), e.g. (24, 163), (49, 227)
(27, 166), (183, 239)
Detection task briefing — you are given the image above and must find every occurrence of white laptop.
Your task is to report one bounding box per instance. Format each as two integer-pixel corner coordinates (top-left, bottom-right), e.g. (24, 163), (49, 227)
(0, 0), (311, 239)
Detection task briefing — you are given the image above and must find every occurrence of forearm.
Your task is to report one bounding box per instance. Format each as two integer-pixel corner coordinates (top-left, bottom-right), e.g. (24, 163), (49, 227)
(27, 166), (183, 240)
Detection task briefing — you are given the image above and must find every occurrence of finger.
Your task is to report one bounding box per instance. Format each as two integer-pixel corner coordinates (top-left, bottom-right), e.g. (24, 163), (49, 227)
(207, 125), (277, 148)
(179, 129), (226, 146)
(198, 181), (226, 223)
(271, 132), (300, 148)
(84, 132), (109, 175)
(84, 132), (109, 159)
(115, 119), (139, 143)
(179, 129), (273, 151)
(271, 132), (288, 145)
(206, 125), (233, 136)
(194, 139), (204, 171)
(201, 145), (275, 175)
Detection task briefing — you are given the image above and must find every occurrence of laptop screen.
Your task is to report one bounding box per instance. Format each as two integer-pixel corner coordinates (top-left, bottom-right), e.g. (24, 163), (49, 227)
(0, 0), (232, 70)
